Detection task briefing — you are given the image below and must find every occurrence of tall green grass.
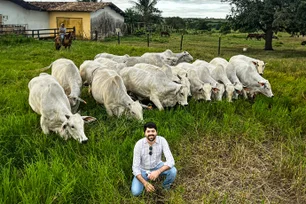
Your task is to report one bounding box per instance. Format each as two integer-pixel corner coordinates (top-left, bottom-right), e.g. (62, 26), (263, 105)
(0, 32), (305, 203)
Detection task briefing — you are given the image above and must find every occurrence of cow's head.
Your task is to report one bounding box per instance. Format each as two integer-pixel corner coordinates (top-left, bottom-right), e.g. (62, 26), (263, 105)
(258, 80), (274, 97)
(175, 85), (189, 106)
(127, 100), (143, 121)
(213, 83), (225, 101)
(60, 114), (96, 143)
(182, 51), (194, 62)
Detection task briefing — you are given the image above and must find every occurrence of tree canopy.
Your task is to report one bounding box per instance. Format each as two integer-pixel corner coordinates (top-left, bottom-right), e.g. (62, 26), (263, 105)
(129, 0), (162, 27)
(222, 0), (306, 50)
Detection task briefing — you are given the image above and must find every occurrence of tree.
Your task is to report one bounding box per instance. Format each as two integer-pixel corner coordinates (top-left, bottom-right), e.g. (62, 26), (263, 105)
(164, 17), (186, 30)
(129, 0), (162, 27)
(222, 0), (306, 50)
(124, 8), (142, 34)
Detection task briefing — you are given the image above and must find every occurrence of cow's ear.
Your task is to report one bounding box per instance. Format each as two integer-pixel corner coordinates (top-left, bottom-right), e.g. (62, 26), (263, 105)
(65, 115), (70, 119)
(258, 82), (265, 86)
(82, 116), (97, 123)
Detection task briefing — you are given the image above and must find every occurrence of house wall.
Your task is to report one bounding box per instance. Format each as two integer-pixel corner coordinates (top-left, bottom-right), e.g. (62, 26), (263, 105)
(49, 12), (91, 39)
(91, 6), (125, 39)
(0, 1), (49, 29)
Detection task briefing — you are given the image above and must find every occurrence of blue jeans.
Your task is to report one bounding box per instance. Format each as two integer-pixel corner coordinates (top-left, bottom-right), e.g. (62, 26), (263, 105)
(131, 162), (177, 196)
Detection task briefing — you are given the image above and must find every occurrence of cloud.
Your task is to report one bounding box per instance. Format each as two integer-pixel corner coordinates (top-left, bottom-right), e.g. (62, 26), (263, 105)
(112, 0), (231, 18)
(25, 0), (231, 18)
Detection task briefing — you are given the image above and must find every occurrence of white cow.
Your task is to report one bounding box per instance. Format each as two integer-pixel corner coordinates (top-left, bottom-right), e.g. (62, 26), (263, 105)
(193, 59), (235, 102)
(79, 60), (108, 86)
(132, 63), (189, 94)
(120, 67), (188, 110)
(162, 49), (194, 64)
(141, 49), (193, 65)
(124, 55), (177, 67)
(181, 62), (223, 101)
(230, 54), (265, 75)
(44, 58), (85, 113)
(28, 73), (96, 143)
(91, 69), (143, 120)
(210, 57), (244, 99)
(94, 53), (130, 63)
(229, 59), (273, 98)
(93, 58), (127, 73)
(174, 63), (212, 101)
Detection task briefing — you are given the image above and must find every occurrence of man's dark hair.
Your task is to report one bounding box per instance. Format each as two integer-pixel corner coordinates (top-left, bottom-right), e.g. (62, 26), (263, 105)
(144, 122), (157, 132)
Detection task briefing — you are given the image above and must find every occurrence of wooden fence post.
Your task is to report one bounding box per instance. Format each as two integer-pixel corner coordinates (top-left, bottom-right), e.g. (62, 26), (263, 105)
(118, 32), (120, 44)
(218, 36), (221, 56)
(147, 33), (150, 47)
(180, 34), (184, 51)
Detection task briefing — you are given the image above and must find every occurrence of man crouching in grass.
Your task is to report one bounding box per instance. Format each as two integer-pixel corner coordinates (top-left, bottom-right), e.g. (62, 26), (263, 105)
(131, 122), (177, 196)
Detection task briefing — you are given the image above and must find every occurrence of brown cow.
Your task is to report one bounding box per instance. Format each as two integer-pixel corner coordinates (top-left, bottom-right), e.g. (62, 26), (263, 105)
(160, 31), (170, 37)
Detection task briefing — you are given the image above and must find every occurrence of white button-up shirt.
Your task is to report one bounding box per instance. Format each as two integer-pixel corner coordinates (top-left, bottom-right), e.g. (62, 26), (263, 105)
(132, 136), (175, 176)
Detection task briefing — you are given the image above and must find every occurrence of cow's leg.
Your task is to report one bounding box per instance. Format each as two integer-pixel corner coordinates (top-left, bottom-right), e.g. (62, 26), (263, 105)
(40, 116), (50, 134)
(150, 95), (164, 111)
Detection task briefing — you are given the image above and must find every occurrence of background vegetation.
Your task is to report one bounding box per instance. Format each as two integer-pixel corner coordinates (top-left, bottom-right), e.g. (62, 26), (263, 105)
(0, 32), (306, 203)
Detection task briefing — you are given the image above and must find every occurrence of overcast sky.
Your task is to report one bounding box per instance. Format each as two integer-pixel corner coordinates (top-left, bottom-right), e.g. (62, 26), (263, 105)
(111, 0), (231, 18)
(26, 0), (232, 18)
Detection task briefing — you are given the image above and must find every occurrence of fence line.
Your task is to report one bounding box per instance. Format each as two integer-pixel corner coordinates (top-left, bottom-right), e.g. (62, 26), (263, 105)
(0, 26), (75, 40)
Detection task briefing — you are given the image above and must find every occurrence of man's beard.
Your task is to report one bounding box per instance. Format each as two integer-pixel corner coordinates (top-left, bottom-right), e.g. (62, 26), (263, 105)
(147, 134), (156, 142)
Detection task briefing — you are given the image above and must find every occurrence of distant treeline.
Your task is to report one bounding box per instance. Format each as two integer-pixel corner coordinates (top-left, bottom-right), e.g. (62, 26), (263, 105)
(125, 17), (230, 35)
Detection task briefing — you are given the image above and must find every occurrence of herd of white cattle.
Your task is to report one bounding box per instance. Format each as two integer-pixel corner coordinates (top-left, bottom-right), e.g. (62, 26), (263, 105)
(28, 49), (274, 143)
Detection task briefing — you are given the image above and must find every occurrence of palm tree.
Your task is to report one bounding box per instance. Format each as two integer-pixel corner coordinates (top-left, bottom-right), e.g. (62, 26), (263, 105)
(129, 0), (162, 27)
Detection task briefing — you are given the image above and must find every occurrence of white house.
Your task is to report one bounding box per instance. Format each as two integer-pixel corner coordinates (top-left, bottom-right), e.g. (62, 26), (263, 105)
(0, 0), (49, 30)
(0, 0), (125, 39)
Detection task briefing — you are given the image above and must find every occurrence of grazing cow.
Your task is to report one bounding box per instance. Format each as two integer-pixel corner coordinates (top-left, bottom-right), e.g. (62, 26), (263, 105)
(193, 60), (235, 102)
(94, 58), (127, 73)
(124, 55), (178, 67)
(246, 33), (265, 40)
(91, 69), (143, 120)
(120, 67), (188, 110)
(28, 73), (96, 143)
(162, 49), (194, 64)
(182, 62), (223, 101)
(133, 63), (191, 96)
(210, 57), (244, 99)
(79, 60), (108, 86)
(160, 31), (170, 37)
(44, 58), (85, 113)
(94, 53), (130, 63)
(230, 54), (265, 75)
(141, 49), (193, 65)
(229, 59), (274, 98)
(174, 63), (213, 101)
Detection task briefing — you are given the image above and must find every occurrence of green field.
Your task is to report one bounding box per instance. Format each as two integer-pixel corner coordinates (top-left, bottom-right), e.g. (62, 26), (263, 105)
(0, 32), (306, 203)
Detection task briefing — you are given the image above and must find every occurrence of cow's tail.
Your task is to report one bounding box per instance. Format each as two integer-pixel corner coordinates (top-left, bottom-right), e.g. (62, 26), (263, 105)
(40, 62), (53, 71)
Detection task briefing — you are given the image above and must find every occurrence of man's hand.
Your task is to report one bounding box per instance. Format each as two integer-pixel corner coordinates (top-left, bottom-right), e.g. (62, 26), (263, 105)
(144, 182), (155, 192)
(148, 169), (161, 181)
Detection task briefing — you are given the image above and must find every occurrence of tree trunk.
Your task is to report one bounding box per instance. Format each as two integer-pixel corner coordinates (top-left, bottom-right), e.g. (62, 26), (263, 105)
(264, 26), (274, 50)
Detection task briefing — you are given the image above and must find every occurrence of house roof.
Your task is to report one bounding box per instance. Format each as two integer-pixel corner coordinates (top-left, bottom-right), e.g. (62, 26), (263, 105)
(28, 2), (125, 16)
(9, 0), (44, 11)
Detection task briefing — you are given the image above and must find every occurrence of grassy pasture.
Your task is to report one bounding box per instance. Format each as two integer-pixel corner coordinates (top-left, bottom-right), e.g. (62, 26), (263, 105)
(0, 32), (306, 203)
